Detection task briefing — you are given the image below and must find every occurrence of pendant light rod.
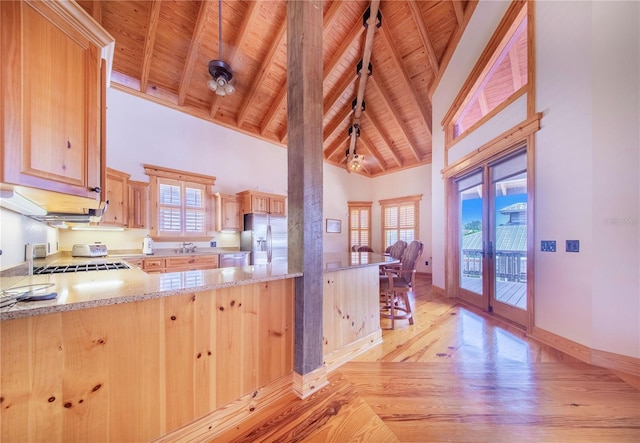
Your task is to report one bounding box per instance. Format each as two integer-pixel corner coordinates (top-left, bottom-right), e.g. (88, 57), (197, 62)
(218, 0), (223, 59)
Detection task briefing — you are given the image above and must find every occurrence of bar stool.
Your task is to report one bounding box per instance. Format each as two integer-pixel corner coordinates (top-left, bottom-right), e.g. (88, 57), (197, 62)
(380, 240), (424, 329)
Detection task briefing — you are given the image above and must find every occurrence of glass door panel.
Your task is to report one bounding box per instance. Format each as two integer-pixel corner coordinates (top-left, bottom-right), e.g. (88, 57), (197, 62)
(489, 150), (528, 324)
(457, 170), (486, 308)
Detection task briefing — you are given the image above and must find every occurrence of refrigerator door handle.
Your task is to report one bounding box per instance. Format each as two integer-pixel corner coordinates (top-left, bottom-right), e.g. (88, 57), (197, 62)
(266, 224), (272, 263)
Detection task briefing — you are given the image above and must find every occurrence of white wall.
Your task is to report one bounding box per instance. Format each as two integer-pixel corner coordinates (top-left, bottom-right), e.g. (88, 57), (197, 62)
(107, 88), (288, 192)
(589, 0), (640, 357)
(432, 0), (511, 289)
(370, 165), (433, 274)
(321, 162), (434, 272)
(432, 0), (640, 358)
(0, 208), (59, 270)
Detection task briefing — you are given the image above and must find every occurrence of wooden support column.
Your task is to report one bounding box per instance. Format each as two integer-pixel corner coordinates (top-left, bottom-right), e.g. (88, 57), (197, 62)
(286, 0), (327, 399)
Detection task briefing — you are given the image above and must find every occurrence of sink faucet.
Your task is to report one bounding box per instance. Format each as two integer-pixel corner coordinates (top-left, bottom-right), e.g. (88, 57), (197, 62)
(182, 242), (195, 253)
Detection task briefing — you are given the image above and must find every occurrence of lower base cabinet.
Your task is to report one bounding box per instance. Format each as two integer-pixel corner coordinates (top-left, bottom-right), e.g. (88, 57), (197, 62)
(0, 278), (295, 442)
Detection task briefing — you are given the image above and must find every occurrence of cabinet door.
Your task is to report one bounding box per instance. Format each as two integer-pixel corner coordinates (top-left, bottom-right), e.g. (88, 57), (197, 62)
(221, 197), (241, 231)
(269, 197), (286, 216)
(101, 169), (129, 226)
(128, 181), (149, 229)
(1, 2), (105, 201)
(251, 195), (270, 213)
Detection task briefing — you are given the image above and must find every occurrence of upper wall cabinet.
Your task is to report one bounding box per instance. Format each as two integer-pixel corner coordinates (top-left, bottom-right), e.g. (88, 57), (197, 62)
(214, 193), (241, 232)
(101, 168), (130, 227)
(128, 180), (149, 229)
(0, 1), (114, 208)
(237, 190), (287, 216)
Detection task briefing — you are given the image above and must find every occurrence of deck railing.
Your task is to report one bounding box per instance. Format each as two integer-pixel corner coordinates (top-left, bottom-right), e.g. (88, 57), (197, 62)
(462, 250), (526, 283)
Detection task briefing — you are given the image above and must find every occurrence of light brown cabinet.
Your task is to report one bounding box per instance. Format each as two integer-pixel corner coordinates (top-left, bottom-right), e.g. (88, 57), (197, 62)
(0, 1), (114, 205)
(128, 180), (149, 229)
(142, 255), (218, 273)
(101, 168), (130, 226)
(237, 190), (287, 216)
(215, 193), (241, 232)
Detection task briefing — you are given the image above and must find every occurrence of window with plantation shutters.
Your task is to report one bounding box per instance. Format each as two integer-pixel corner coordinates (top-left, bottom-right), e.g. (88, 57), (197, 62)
(380, 195), (422, 251)
(348, 201), (372, 251)
(144, 164), (216, 241)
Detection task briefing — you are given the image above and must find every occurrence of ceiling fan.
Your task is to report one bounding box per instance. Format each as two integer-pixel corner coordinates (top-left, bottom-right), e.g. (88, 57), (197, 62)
(208, 0), (235, 96)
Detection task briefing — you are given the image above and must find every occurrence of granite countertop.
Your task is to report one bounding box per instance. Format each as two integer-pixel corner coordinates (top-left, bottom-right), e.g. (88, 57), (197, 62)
(1, 252), (392, 321)
(323, 252), (398, 272)
(0, 263), (301, 321)
(109, 247), (251, 259)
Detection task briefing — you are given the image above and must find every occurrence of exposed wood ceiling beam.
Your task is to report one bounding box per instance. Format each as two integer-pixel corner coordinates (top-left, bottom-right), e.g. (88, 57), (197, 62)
(453, 0), (465, 25)
(323, 15), (366, 80)
(140, 0), (162, 92)
(368, 75), (421, 162)
(210, 1), (261, 117)
(407, 1), (439, 76)
(237, 22), (286, 127)
(359, 131), (386, 171)
(323, 72), (356, 119)
(378, 25), (432, 134)
(323, 105), (353, 142)
(262, 87), (286, 136)
(478, 89), (489, 115)
(363, 112), (402, 167)
(509, 44), (522, 90)
(91, 0), (101, 22)
(429, 0), (478, 97)
(322, 0), (345, 32)
(324, 135), (348, 162)
(178, 0), (216, 106)
(268, 0), (354, 141)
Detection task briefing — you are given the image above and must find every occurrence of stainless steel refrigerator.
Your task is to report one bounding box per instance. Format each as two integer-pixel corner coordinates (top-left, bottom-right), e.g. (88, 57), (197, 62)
(240, 213), (287, 265)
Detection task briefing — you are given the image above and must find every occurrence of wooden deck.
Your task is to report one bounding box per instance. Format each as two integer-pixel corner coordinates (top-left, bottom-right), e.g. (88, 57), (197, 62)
(461, 276), (527, 309)
(212, 275), (640, 443)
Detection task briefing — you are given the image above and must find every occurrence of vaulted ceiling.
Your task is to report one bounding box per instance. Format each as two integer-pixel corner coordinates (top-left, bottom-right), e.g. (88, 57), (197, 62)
(78, 0), (477, 177)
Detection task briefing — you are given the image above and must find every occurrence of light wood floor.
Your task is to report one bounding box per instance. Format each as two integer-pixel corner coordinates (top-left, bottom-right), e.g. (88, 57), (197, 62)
(213, 275), (640, 442)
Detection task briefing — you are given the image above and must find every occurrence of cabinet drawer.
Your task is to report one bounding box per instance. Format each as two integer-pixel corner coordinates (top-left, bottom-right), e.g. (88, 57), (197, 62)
(142, 258), (165, 270)
(166, 255), (218, 271)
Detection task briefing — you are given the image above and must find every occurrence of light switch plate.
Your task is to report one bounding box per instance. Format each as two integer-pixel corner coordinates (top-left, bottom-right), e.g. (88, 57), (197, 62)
(541, 240), (556, 252)
(566, 240), (580, 252)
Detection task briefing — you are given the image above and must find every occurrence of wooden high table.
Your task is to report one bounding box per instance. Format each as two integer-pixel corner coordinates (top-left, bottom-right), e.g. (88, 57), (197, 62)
(322, 252), (399, 371)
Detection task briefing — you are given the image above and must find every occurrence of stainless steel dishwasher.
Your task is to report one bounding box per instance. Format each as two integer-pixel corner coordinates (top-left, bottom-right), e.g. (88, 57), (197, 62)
(218, 253), (250, 268)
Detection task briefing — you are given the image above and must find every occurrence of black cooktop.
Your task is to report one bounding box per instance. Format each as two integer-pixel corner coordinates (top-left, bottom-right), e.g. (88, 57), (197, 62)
(33, 262), (130, 275)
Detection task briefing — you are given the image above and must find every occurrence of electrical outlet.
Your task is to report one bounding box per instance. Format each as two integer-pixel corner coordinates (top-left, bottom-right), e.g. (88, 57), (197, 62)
(425, 261), (429, 266)
(541, 240), (556, 252)
(566, 240), (580, 253)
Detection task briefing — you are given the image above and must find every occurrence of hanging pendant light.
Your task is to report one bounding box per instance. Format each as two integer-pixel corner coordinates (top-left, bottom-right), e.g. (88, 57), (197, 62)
(208, 0), (235, 96)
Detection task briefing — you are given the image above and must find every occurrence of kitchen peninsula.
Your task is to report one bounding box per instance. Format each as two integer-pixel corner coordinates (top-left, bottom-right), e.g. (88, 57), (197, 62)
(0, 252), (394, 442)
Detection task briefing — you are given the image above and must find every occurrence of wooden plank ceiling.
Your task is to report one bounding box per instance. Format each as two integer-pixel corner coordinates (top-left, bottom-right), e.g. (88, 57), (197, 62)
(78, 0), (476, 177)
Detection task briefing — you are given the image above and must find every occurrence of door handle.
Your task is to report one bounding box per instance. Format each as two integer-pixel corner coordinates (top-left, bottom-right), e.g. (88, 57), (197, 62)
(481, 241), (486, 258)
(488, 241), (493, 259)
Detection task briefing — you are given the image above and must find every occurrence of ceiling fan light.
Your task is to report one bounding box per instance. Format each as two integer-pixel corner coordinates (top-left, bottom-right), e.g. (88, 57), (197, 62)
(208, 59), (235, 96)
(349, 154), (364, 171)
(207, 78), (219, 91)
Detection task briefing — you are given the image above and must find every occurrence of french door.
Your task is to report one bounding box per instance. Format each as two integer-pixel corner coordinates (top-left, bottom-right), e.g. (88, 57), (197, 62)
(454, 148), (530, 327)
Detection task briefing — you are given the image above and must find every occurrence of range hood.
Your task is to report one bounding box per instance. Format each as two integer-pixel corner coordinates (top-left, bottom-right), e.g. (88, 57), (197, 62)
(30, 200), (109, 224)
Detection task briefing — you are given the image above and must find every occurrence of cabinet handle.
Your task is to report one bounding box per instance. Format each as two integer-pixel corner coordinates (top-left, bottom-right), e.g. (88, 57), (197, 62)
(67, 140), (71, 149)
(91, 187), (102, 194)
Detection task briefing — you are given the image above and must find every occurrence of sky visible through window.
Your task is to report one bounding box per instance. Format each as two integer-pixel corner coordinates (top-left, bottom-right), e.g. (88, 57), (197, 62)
(462, 193), (526, 227)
